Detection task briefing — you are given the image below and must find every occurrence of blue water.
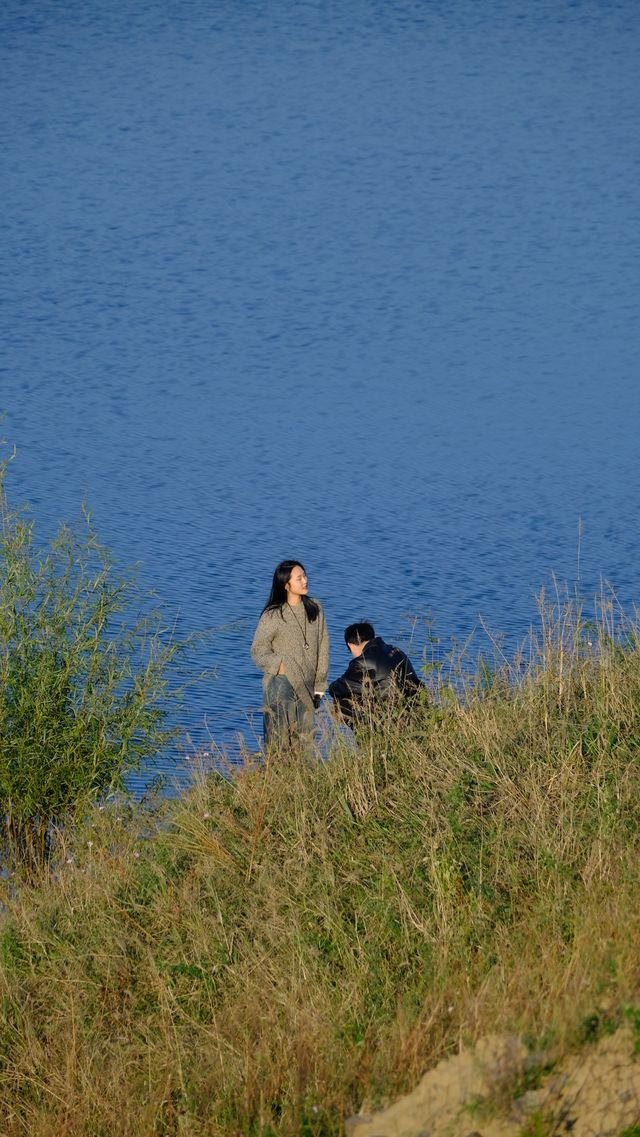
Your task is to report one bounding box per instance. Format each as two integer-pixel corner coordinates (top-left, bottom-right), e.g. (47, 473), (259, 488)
(2, 0), (639, 787)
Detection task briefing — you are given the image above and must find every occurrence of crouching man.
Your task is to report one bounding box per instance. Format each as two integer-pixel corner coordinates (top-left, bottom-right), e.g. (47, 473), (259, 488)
(328, 621), (425, 725)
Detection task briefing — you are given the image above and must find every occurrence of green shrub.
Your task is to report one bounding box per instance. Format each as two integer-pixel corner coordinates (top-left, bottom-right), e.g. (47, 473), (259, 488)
(0, 467), (190, 870)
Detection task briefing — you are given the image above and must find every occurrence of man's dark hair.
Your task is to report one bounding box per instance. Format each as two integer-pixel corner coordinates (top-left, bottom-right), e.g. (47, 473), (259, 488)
(344, 621), (375, 646)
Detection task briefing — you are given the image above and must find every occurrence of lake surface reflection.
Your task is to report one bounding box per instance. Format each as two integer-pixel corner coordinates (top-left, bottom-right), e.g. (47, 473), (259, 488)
(2, 0), (639, 790)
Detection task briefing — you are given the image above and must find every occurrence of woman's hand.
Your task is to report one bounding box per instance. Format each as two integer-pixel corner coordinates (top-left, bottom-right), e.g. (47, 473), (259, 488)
(278, 661), (286, 675)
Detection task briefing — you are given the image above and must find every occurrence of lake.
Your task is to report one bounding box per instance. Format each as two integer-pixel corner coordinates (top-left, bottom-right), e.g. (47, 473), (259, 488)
(2, 0), (639, 789)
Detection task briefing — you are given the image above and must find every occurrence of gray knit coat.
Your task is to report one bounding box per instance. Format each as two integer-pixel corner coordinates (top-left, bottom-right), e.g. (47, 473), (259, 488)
(251, 601), (330, 713)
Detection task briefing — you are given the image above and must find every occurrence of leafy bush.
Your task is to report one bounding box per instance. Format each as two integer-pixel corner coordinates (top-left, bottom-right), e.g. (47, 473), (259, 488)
(0, 467), (187, 869)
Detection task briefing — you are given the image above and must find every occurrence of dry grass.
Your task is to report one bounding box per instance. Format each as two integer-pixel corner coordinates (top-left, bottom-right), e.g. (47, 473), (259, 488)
(1, 595), (640, 1135)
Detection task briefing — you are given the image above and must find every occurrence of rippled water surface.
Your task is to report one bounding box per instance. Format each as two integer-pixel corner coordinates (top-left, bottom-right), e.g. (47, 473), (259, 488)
(2, 0), (639, 787)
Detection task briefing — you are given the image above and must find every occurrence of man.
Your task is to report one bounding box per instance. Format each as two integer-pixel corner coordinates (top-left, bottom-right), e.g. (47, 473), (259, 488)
(328, 621), (424, 724)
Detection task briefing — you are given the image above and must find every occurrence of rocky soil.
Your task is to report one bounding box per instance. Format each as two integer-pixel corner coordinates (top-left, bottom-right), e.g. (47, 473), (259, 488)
(345, 1027), (640, 1137)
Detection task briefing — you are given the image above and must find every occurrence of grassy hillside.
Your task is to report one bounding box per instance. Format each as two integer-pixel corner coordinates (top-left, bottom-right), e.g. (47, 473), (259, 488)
(1, 596), (640, 1136)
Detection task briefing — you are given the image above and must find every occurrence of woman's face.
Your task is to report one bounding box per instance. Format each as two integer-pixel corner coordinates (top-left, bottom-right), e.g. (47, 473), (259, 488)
(286, 564), (308, 599)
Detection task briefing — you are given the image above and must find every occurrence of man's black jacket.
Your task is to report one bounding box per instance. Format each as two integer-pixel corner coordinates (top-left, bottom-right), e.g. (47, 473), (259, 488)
(328, 637), (424, 723)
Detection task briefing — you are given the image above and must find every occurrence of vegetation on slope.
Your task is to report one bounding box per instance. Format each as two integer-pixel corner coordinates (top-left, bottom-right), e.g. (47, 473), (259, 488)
(1, 586), (640, 1135)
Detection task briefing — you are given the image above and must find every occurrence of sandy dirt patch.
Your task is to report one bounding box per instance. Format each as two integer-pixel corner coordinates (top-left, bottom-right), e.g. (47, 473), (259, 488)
(345, 1027), (640, 1137)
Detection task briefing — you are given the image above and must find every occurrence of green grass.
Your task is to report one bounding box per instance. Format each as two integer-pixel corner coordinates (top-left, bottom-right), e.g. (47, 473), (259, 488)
(1, 476), (640, 1133)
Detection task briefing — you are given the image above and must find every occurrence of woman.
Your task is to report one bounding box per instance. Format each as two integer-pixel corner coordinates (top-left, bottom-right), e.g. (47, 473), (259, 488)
(251, 560), (329, 750)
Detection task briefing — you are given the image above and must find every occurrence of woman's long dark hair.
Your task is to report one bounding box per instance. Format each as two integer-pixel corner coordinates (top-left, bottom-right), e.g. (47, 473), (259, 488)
(262, 560), (319, 621)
